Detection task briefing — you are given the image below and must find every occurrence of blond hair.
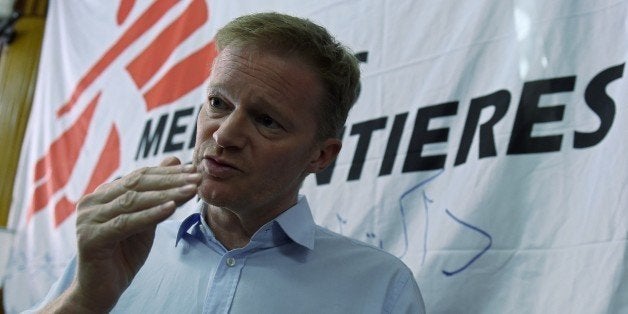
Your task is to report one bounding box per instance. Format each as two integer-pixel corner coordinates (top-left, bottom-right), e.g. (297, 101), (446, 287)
(215, 12), (360, 139)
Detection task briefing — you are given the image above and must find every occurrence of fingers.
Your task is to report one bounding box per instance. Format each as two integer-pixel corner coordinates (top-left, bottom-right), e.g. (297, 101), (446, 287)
(90, 163), (198, 204)
(77, 158), (201, 239)
(118, 172), (201, 193)
(160, 156), (181, 167)
(95, 183), (198, 222)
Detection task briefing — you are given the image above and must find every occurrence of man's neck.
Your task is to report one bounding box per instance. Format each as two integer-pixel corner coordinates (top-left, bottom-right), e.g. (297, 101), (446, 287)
(204, 202), (293, 250)
(204, 205), (254, 250)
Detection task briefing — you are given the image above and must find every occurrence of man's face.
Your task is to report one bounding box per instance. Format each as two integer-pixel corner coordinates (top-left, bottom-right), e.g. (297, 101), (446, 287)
(193, 46), (339, 217)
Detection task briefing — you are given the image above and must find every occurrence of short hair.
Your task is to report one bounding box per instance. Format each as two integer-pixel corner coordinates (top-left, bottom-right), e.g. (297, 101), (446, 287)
(215, 12), (360, 140)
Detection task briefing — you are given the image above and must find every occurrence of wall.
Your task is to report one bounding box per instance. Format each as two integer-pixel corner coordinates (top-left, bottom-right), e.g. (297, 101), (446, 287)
(0, 1), (47, 313)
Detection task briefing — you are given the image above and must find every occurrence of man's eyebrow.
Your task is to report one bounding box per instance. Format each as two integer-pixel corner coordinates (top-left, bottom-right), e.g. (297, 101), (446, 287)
(205, 84), (291, 123)
(207, 84), (277, 111)
(206, 84), (229, 97)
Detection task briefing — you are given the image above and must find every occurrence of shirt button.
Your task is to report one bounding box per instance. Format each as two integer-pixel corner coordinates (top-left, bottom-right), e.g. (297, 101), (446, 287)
(226, 257), (236, 267)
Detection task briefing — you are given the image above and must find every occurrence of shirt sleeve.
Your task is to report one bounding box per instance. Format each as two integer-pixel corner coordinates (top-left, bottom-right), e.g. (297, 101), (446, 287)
(384, 267), (426, 314)
(21, 256), (77, 313)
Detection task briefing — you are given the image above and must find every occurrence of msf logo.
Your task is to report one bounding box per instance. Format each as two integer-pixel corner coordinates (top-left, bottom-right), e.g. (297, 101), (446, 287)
(26, 0), (217, 227)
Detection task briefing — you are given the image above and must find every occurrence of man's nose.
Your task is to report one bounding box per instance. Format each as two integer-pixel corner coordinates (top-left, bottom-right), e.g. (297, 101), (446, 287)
(212, 110), (248, 149)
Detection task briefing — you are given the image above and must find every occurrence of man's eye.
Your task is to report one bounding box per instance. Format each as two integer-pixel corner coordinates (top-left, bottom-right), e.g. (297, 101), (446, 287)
(208, 97), (227, 110)
(256, 115), (281, 129)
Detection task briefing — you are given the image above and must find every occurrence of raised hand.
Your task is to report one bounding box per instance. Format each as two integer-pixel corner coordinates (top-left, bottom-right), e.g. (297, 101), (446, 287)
(43, 157), (200, 313)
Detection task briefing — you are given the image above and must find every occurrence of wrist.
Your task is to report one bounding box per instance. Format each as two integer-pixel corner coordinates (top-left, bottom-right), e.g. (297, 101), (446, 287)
(45, 282), (114, 314)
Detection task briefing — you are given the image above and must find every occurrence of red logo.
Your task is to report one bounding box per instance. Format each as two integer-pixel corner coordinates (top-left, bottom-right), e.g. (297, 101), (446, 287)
(26, 0), (217, 226)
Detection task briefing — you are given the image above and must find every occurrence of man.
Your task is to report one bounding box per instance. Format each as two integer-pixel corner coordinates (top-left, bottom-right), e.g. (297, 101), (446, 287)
(33, 12), (425, 313)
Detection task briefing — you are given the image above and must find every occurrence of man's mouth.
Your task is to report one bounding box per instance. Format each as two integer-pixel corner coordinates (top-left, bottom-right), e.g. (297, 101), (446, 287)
(201, 156), (241, 179)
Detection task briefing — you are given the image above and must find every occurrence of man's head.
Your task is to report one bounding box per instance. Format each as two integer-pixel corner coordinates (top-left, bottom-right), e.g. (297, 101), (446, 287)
(214, 12), (361, 140)
(194, 13), (360, 217)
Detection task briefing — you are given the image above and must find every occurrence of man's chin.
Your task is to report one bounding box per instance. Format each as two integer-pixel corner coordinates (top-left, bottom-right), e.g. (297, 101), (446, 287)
(198, 186), (238, 208)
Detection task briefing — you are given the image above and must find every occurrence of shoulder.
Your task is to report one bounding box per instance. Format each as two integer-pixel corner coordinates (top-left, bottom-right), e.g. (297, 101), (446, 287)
(314, 225), (397, 258)
(313, 226), (411, 272)
(310, 226), (424, 312)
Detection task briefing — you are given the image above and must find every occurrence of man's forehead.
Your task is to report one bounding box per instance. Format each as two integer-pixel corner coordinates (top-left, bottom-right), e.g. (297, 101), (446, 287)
(208, 46), (324, 102)
(210, 48), (283, 84)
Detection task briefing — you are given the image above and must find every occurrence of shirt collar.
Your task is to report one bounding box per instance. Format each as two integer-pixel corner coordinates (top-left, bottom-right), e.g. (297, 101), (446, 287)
(274, 195), (316, 250)
(175, 212), (201, 247)
(175, 195), (316, 250)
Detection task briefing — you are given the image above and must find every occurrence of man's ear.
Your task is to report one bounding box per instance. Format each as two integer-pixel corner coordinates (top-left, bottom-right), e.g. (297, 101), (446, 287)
(307, 138), (342, 173)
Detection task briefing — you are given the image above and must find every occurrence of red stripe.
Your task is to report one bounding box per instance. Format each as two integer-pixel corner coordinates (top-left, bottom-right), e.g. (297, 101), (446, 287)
(53, 124), (121, 226)
(83, 124), (121, 195)
(144, 40), (217, 111)
(29, 182), (54, 221)
(34, 93), (100, 180)
(57, 0), (179, 117)
(53, 197), (75, 227)
(28, 93), (100, 221)
(127, 0), (208, 89)
(117, 0), (136, 25)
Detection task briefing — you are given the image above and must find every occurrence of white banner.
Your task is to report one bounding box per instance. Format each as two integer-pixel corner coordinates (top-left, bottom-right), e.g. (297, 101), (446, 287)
(4, 1), (627, 313)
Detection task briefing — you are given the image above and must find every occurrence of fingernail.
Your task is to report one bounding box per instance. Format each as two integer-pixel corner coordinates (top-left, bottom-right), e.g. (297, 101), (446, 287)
(162, 200), (176, 209)
(186, 173), (202, 183)
(158, 201), (176, 215)
(181, 184), (197, 193)
(182, 164), (196, 172)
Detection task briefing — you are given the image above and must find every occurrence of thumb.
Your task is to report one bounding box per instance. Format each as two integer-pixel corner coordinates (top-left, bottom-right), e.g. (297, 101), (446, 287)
(159, 156), (181, 167)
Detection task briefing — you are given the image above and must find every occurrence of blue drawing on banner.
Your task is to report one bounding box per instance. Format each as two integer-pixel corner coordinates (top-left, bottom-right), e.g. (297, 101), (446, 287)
(441, 208), (493, 276)
(397, 170), (443, 259)
(331, 169), (493, 277)
(399, 170), (492, 276)
(336, 213), (347, 235)
(420, 190), (433, 266)
(366, 232), (383, 249)
(401, 170), (492, 276)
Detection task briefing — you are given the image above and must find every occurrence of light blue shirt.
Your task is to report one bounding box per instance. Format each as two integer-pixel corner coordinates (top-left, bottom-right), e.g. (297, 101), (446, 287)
(30, 196), (425, 313)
